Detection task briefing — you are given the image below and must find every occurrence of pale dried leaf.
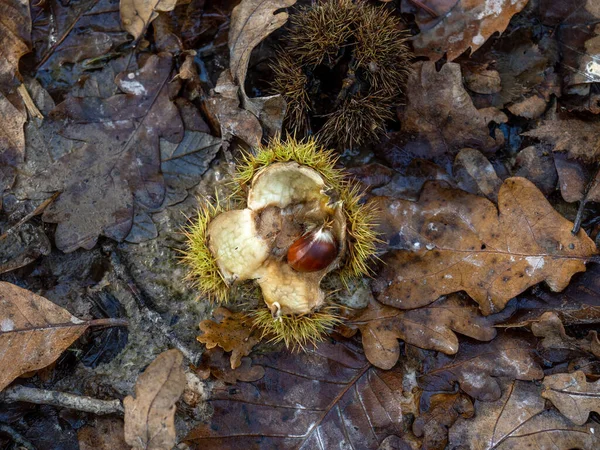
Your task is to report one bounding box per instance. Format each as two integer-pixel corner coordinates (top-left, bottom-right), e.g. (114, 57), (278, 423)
(372, 177), (597, 315)
(0, 0), (31, 86)
(120, 0), (178, 41)
(0, 281), (89, 391)
(532, 311), (600, 358)
(123, 349), (185, 450)
(411, 0), (530, 61)
(542, 370), (600, 425)
(0, 92), (26, 191)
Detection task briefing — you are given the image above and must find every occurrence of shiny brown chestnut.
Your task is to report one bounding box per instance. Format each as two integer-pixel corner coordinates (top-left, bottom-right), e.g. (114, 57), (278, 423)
(287, 226), (337, 272)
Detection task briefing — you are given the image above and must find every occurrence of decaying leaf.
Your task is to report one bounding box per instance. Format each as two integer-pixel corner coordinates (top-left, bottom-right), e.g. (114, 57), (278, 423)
(410, 0), (530, 61)
(553, 152), (600, 204)
(351, 294), (510, 370)
(195, 347), (265, 384)
(185, 338), (408, 450)
(0, 92), (26, 191)
(0, 0), (31, 86)
(21, 53), (183, 252)
(197, 307), (261, 370)
(523, 118), (600, 162)
(532, 311), (600, 359)
(120, 0), (178, 41)
(0, 222), (51, 274)
(449, 380), (600, 449)
(372, 177), (597, 315)
(123, 349), (185, 450)
(453, 148), (502, 202)
(399, 62), (506, 159)
(0, 281), (90, 391)
(542, 370), (600, 425)
(78, 417), (129, 450)
(418, 332), (543, 401)
(412, 393), (474, 450)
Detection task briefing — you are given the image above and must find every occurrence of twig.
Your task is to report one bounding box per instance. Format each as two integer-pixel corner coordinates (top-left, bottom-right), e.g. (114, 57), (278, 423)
(0, 423), (36, 450)
(0, 385), (123, 415)
(17, 84), (43, 120)
(105, 244), (202, 366)
(0, 193), (60, 242)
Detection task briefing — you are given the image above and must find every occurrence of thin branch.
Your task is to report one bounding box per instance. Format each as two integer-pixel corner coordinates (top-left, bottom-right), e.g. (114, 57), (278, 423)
(0, 193), (60, 242)
(0, 423), (36, 450)
(0, 385), (123, 415)
(105, 244), (202, 366)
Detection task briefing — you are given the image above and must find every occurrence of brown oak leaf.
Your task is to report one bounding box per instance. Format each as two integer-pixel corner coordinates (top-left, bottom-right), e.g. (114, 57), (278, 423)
(197, 307), (261, 370)
(123, 349), (185, 450)
(542, 370), (600, 425)
(185, 337), (408, 450)
(409, 0), (530, 62)
(120, 0), (177, 42)
(194, 347), (265, 384)
(417, 332), (543, 401)
(532, 311), (600, 359)
(371, 177), (597, 316)
(20, 53), (183, 252)
(0, 0), (30, 87)
(449, 380), (599, 449)
(412, 393), (474, 450)
(351, 294), (512, 370)
(399, 62), (506, 159)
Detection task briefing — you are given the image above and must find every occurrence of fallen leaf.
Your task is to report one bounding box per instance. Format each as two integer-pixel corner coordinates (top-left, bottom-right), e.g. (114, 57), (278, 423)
(0, 222), (51, 274)
(123, 349), (185, 450)
(513, 145), (558, 196)
(78, 417), (129, 450)
(409, 0), (530, 62)
(371, 177), (597, 315)
(418, 332), (543, 401)
(399, 62), (506, 159)
(0, 281), (89, 391)
(532, 311), (600, 359)
(412, 393), (474, 450)
(194, 347), (265, 384)
(0, 92), (26, 191)
(553, 153), (600, 203)
(120, 0), (178, 41)
(0, 0), (31, 87)
(197, 307), (261, 370)
(449, 380), (600, 449)
(453, 148), (502, 202)
(542, 370), (600, 425)
(185, 338), (408, 450)
(21, 53), (183, 252)
(227, 0), (293, 134)
(523, 118), (600, 162)
(351, 294), (512, 370)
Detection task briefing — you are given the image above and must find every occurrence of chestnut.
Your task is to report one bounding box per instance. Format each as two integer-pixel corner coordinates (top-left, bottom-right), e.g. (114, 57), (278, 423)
(287, 226), (337, 272)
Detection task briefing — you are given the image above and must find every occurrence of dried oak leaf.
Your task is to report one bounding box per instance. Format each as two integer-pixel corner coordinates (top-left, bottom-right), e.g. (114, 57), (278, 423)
(197, 307), (261, 370)
(542, 370), (600, 426)
(195, 347), (265, 384)
(399, 62), (506, 159)
(21, 53), (183, 252)
(351, 294), (512, 370)
(371, 177), (597, 316)
(0, 0), (30, 87)
(418, 332), (543, 401)
(532, 311), (600, 359)
(453, 148), (502, 202)
(123, 349), (185, 450)
(523, 118), (600, 162)
(449, 380), (600, 449)
(409, 0), (530, 62)
(120, 0), (177, 41)
(0, 281), (90, 391)
(185, 338), (406, 450)
(412, 393), (474, 450)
